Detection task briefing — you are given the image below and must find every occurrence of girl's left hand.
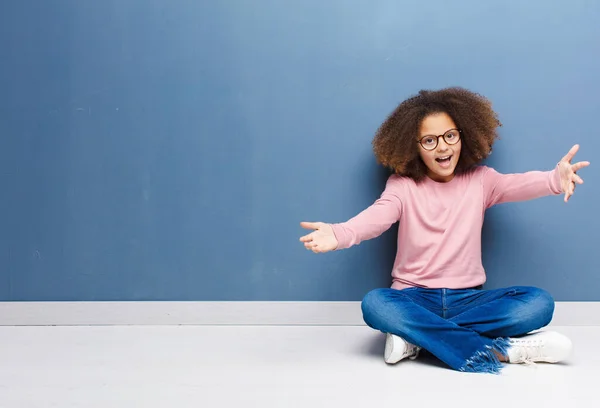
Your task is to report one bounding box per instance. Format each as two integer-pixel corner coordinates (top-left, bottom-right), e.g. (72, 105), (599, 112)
(558, 144), (590, 202)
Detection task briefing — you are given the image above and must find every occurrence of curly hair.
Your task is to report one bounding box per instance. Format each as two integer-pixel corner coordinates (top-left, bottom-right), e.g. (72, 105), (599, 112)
(372, 87), (502, 181)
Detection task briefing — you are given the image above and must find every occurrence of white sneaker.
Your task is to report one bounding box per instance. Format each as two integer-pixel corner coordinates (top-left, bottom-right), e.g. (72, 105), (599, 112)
(384, 333), (420, 364)
(507, 331), (572, 364)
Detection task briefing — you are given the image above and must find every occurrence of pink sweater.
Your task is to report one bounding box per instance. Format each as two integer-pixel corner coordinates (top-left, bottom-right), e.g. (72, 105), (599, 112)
(330, 165), (563, 290)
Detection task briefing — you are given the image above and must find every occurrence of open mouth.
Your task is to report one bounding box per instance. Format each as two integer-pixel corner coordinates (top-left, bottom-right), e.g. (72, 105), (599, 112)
(435, 155), (452, 163)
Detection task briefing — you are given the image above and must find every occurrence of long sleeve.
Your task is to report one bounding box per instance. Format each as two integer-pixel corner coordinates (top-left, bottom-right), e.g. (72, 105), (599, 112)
(481, 165), (563, 208)
(330, 176), (404, 250)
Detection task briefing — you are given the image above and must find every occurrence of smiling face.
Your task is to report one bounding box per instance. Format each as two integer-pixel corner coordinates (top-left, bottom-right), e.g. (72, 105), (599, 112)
(418, 112), (462, 182)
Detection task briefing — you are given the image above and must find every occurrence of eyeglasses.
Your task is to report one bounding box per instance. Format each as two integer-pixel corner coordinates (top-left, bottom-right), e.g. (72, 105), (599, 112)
(418, 129), (461, 151)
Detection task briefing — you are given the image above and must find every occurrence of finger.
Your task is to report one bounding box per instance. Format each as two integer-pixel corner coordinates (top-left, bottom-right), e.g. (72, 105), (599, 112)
(573, 174), (584, 184)
(561, 144), (579, 163)
(571, 161), (590, 172)
(565, 183), (576, 202)
(300, 221), (322, 230)
(300, 236), (312, 243)
(299, 232), (314, 242)
(564, 186), (572, 202)
(299, 230), (315, 242)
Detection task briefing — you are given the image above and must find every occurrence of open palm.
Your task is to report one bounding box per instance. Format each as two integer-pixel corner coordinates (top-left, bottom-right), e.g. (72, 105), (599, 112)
(299, 222), (338, 253)
(558, 144), (590, 203)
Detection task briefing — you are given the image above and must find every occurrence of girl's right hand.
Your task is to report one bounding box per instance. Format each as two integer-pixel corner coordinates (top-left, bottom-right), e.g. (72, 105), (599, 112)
(299, 222), (338, 253)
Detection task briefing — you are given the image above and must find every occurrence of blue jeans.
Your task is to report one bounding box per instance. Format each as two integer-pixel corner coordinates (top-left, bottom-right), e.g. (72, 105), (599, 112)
(361, 286), (554, 373)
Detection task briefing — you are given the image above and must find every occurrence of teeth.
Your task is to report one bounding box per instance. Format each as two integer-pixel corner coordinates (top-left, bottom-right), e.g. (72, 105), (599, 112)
(438, 156), (450, 160)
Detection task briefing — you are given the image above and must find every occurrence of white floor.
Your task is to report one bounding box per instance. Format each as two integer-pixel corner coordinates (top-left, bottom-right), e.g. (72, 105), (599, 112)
(0, 325), (596, 408)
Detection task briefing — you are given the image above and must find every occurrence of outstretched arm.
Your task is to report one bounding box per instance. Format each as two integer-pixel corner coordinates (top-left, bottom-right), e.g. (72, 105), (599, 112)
(483, 144), (589, 208)
(300, 176), (404, 253)
(557, 144), (590, 202)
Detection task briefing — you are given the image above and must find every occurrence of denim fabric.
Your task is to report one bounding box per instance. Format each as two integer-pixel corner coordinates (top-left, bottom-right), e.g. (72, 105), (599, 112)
(361, 286), (555, 373)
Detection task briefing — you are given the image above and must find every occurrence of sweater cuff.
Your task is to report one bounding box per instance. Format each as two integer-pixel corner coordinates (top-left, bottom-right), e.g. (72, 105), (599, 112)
(550, 164), (562, 194)
(330, 223), (350, 250)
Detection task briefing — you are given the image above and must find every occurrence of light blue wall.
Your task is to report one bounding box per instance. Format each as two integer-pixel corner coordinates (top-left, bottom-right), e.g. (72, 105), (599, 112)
(1, 1), (598, 301)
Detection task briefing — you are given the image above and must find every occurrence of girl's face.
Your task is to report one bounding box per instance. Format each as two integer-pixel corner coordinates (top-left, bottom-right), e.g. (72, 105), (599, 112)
(418, 112), (462, 182)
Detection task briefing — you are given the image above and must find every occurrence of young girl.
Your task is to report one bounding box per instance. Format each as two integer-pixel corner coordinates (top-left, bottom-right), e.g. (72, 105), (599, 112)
(299, 87), (589, 374)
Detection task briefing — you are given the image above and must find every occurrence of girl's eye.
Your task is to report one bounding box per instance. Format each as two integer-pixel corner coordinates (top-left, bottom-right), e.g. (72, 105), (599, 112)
(424, 138), (435, 145)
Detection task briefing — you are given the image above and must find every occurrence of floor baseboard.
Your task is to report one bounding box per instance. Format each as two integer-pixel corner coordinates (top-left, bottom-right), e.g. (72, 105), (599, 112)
(0, 301), (597, 326)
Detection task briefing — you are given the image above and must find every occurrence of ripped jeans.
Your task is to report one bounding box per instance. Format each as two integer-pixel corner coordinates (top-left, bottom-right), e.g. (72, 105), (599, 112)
(361, 286), (555, 373)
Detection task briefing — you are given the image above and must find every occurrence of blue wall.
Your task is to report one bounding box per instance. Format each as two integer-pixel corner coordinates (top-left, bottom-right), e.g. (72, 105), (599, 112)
(1, 1), (598, 301)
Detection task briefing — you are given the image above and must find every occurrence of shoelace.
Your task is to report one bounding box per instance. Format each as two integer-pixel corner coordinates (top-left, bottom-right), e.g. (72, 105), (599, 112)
(403, 345), (421, 360)
(510, 338), (545, 365)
